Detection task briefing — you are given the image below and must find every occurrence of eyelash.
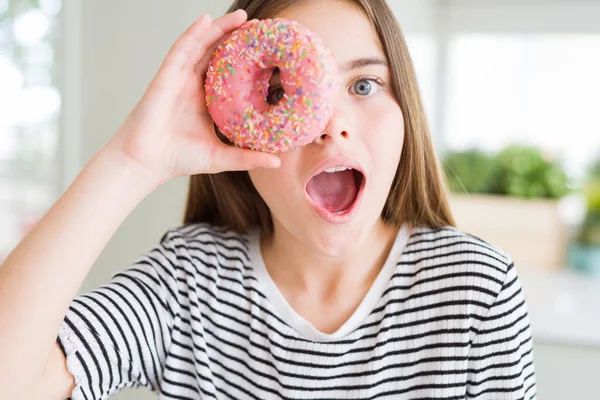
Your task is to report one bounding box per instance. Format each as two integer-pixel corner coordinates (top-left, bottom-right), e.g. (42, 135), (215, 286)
(349, 75), (386, 99)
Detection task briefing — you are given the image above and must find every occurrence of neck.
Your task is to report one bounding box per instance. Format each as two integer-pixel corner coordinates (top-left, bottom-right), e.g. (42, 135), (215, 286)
(260, 220), (400, 297)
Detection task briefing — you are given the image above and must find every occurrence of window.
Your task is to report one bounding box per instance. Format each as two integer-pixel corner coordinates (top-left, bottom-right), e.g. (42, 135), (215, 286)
(405, 34), (438, 135)
(0, 0), (62, 263)
(444, 34), (600, 183)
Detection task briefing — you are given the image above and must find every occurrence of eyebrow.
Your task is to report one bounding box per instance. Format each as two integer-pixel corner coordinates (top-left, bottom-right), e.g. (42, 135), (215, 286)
(339, 57), (389, 73)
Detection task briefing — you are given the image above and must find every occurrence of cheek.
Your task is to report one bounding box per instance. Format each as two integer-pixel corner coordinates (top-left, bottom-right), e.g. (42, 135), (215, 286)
(366, 102), (405, 165)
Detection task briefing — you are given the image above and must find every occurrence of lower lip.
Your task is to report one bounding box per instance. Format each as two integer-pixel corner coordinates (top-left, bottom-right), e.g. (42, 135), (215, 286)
(305, 178), (366, 224)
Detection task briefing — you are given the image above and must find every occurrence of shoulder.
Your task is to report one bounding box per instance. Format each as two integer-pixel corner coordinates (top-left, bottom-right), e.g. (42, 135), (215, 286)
(161, 222), (249, 249)
(403, 225), (515, 305)
(407, 225), (513, 269)
(157, 222), (252, 267)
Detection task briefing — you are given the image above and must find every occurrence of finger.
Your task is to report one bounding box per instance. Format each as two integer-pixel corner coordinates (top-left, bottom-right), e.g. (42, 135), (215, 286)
(162, 14), (212, 72)
(207, 145), (281, 173)
(184, 9), (248, 73)
(193, 31), (232, 78)
(167, 9), (247, 73)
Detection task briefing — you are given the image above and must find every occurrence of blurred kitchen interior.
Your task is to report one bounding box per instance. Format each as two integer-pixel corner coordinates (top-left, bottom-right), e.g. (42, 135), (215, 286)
(1, 0), (599, 399)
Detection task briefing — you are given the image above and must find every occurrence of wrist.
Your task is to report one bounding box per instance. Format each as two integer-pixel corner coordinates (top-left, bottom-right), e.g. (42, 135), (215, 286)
(96, 139), (166, 193)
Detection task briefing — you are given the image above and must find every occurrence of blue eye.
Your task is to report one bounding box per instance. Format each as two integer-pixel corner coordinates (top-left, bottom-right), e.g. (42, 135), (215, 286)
(352, 78), (382, 97)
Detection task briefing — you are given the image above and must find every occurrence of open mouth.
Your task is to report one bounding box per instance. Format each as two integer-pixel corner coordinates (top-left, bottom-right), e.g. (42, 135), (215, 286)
(305, 167), (365, 217)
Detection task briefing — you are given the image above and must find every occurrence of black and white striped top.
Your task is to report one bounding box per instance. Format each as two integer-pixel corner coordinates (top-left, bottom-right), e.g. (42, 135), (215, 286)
(57, 223), (537, 399)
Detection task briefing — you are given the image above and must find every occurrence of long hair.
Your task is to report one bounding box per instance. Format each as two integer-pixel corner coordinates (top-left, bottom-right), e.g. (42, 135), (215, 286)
(183, 0), (456, 233)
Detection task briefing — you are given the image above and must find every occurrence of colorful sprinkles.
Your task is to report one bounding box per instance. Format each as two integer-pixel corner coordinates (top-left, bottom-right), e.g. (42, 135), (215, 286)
(204, 18), (339, 153)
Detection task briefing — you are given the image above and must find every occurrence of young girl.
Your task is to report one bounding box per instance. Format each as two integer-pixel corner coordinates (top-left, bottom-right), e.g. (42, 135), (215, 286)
(0, 0), (536, 399)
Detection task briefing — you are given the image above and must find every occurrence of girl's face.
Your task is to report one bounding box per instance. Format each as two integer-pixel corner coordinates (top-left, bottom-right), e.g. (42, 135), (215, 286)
(249, 0), (405, 257)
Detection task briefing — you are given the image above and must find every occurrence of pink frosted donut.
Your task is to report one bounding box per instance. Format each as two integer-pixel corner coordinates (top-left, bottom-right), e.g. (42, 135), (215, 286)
(205, 18), (338, 153)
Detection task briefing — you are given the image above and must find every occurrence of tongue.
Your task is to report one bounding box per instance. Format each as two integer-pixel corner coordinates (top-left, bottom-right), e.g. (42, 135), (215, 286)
(306, 170), (358, 213)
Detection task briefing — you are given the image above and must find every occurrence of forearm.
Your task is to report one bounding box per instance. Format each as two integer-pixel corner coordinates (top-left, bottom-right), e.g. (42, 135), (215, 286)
(0, 142), (162, 392)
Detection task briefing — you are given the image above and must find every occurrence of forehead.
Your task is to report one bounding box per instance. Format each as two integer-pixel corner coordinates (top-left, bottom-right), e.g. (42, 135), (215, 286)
(275, 0), (384, 66)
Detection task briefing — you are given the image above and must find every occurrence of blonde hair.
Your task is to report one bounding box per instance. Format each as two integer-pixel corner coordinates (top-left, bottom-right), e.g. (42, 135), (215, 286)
(183, 0), (456, 233)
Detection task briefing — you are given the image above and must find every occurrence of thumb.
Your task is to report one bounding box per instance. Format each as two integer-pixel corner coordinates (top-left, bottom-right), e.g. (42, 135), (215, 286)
(207, 145), (281, 173)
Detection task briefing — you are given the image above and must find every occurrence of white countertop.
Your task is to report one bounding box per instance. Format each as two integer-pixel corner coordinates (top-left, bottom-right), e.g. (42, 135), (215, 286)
(519, 267), (600, 347)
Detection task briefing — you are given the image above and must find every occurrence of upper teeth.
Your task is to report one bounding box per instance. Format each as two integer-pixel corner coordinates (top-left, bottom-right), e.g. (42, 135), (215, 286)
(324, 167), (350, 173)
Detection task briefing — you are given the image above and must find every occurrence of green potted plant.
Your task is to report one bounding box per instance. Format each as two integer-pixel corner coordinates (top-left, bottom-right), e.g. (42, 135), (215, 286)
(488, 145), (569, 199)
(443, 149), (498, 194)
(443, 144), (570, 269)
(569, 158), (600, 274)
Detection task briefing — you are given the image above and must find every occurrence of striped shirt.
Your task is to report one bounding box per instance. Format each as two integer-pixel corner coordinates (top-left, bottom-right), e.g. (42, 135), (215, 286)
(57, 223), (537, 399)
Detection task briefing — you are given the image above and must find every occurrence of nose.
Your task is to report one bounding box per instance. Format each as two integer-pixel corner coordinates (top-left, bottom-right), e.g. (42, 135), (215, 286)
(311, 104), (352, 145)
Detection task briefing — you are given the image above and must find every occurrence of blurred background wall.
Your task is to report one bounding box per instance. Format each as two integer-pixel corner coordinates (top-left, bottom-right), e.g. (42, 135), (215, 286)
(1, 0), (600, 399)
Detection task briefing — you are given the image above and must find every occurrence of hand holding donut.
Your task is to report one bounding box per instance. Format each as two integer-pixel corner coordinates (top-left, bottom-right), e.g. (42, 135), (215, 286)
(105, 10), (281, 184)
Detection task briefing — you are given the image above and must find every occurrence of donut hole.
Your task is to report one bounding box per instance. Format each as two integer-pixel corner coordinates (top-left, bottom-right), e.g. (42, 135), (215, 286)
(266, 67), (285, 106)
